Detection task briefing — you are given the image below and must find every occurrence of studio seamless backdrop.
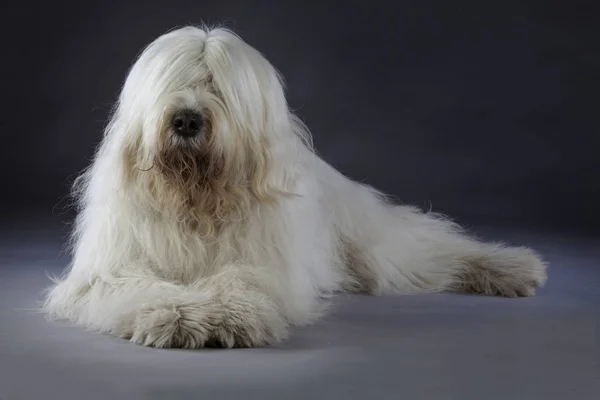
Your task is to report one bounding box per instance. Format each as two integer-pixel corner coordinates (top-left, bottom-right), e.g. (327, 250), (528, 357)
(0, 2), (599, 399)
(1, 0), (598, 234)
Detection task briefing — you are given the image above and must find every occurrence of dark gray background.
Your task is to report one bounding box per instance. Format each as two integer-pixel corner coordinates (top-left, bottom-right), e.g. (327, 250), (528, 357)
(2, 0), (599, 234)
(1, 2), (600, 399)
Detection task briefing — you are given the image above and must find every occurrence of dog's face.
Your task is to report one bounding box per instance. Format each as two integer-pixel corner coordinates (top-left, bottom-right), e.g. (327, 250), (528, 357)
(111, 26), (296, 217)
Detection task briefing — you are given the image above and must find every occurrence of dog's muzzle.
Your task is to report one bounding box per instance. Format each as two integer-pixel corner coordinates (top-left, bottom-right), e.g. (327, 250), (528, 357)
(172, 110), (203, 138)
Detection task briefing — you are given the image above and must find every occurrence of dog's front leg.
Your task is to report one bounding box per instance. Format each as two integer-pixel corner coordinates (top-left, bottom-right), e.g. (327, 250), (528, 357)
(125, 266), (289, 349)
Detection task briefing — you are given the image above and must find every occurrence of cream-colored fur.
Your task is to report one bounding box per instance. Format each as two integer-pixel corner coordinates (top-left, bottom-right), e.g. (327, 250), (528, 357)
(43, 26), (547, 348)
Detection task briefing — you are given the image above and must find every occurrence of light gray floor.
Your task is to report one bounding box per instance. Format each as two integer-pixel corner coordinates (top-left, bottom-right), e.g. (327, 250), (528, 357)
(1, 225), (599, 400)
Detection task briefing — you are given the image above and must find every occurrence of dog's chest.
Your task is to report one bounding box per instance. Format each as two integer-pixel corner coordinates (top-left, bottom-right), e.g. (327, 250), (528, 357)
(146, 219), (254, 281)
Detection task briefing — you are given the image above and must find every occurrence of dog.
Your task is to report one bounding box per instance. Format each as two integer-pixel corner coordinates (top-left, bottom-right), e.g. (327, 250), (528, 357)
(44, 25), (547, 348)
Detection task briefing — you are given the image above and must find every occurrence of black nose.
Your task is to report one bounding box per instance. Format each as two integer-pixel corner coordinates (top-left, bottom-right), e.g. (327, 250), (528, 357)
(172, 110), (203, 138)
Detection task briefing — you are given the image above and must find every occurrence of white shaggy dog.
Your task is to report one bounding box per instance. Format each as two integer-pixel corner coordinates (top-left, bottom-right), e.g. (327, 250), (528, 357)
(44, 25), (547, 348)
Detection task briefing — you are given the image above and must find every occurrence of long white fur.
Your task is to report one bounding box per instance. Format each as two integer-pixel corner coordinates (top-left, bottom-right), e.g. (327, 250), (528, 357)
(43, 26), (547, 348)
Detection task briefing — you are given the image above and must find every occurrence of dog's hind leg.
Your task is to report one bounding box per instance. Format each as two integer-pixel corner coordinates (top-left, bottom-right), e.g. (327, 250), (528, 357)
(341, 201), (547, 297)
(317, 159), (547, 297)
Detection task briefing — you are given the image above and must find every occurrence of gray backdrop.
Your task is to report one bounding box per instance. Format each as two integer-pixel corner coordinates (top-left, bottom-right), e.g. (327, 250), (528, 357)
(1, 0), (598, 233)
(1, 3), (599, 399)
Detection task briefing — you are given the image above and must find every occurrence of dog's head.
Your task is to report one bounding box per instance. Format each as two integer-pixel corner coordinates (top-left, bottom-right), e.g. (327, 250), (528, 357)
(103, 26), (309, 222)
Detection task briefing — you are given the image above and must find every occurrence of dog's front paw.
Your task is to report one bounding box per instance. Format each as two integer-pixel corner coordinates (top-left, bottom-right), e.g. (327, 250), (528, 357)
(126, 298), (286, 349)
(128, 302), (218, 348)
